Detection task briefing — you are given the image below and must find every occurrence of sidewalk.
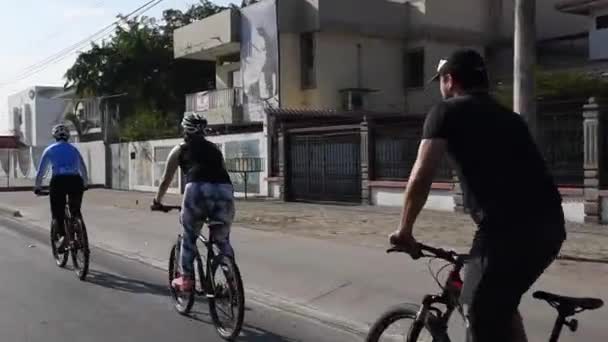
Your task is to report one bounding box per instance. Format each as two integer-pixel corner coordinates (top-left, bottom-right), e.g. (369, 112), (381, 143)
(0, 189), (607, 338)
(32, 188), (606, 262)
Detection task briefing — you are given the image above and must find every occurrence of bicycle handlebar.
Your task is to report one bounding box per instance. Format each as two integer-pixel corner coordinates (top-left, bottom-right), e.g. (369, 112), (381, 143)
(387, 243), (461, 263)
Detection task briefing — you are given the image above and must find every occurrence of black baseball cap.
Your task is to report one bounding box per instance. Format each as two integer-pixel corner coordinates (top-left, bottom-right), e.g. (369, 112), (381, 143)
(428, 49), (488, 86)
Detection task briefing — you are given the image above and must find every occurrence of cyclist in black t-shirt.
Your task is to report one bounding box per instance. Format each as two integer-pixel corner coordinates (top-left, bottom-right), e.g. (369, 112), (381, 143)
(389, 49), (566, 342)
(152, 113), (235, 292)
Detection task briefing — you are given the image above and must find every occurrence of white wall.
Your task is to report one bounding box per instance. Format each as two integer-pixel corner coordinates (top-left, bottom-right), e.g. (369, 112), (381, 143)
(563, 200), (585, 224)
(74, 141), (106, 186)
(371, 187), (456, 211)
(126, 132), (269, 197)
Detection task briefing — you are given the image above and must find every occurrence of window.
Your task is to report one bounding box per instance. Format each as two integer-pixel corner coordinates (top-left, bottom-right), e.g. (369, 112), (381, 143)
(597, 15), (608, 30)
(405, 49), (425, 88)
(300, 32), (316, 89)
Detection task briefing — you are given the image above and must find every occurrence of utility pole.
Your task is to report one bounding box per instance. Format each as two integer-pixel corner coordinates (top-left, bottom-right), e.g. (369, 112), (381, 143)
(514, 0), (537, 139)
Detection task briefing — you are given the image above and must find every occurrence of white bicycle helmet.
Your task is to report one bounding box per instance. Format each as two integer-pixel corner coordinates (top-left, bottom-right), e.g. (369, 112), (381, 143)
(52, 123), (70, 141)
(181, 113), (208, 136)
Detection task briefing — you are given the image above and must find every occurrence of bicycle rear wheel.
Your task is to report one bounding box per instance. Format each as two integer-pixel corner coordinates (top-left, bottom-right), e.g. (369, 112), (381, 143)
(365, 304), (436, 342)
(208, 254), (245, 340)
(71, 217), (90, 281)
(50, 220), (68, 267)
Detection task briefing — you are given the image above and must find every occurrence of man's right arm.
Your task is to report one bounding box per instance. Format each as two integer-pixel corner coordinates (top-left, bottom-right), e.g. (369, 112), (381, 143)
(154, 144), (181, 204)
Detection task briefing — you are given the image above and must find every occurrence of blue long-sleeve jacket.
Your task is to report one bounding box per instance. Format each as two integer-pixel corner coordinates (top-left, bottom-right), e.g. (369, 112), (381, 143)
(35, 142), (89, 188)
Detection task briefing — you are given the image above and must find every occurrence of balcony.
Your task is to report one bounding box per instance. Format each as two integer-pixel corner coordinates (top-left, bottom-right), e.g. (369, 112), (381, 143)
(185, 88), (244, 125)
(174, 8), (240, 61)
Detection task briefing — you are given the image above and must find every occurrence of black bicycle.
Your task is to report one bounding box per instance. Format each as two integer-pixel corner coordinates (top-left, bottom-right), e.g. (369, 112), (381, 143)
(152, 204), (245, 341)
(38, 190), (90, 281)
(366, 243), (604, 342)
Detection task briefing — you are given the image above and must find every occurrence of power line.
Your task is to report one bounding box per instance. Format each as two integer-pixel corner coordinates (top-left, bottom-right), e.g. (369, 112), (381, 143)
(0, 0), (166, 88)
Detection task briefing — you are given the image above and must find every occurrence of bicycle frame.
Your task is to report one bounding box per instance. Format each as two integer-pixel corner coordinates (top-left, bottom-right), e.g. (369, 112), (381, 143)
(413, 256), (467, 342)
(197, 231), (218, 298)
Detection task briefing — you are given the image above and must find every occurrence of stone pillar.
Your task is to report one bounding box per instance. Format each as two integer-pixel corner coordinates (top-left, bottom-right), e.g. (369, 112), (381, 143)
(360, 119), (372, 205)
(583, 98), (603, 223)
(277, 125), (286, 201)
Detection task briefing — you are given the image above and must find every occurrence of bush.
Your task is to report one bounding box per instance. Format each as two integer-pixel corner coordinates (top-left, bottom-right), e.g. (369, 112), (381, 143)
(120, 107), (179, 141)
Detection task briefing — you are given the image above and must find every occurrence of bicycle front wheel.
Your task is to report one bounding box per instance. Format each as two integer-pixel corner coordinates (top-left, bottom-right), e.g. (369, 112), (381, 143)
(71, 218), (90, 281)
(208, 255), (245, 340)
(366, 304), (436, 342)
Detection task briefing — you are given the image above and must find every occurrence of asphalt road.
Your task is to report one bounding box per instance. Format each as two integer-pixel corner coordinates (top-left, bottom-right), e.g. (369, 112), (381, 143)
(0, 222), (360, 342)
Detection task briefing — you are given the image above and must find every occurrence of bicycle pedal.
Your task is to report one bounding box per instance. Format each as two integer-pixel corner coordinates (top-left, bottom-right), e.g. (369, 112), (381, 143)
(205, 294), (215, 299)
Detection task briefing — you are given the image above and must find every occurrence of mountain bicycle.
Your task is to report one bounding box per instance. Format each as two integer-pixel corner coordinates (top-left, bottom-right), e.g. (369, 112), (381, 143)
(152, 204), (245, 341)
(366, 243), (603, 342)
(37, 190), (90, 281)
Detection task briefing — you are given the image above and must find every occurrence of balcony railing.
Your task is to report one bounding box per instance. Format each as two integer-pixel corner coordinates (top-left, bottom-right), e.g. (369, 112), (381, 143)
(186, 88), (243, 112)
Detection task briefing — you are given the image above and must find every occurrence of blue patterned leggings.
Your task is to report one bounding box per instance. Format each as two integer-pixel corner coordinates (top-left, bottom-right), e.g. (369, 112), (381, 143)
(180, 182), (235, 278)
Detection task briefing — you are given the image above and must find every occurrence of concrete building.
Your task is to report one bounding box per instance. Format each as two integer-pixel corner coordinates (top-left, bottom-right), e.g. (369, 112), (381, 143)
(7, 86), (68, 147)
(556, 0), (608, 63)
(172, 0), (592, 208)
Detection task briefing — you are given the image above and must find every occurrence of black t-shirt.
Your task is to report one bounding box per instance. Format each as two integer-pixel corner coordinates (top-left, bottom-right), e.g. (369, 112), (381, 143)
(422, 93), (565, 247)
(179, 137), (232, 185)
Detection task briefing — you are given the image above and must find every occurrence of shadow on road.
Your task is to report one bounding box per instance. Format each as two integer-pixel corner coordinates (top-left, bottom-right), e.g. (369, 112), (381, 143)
(188, 309), (294, 341)
(86, 270), (168, 296)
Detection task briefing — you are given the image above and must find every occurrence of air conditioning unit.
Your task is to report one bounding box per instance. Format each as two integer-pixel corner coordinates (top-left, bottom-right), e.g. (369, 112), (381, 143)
(339, 88), (377, 111)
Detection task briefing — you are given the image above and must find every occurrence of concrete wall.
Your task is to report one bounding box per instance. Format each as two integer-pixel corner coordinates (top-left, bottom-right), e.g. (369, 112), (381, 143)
(277, 0), (319, 33)
(315, 33), (407, 112)
(35, 94), (67, 146)
(318, 0), (409, 38)
(73, 141), (105, 186)
(174, 8), (240, 60)
(278, 32), (321, 108)
(216, 62), (241, 89)
(371, 186), (456, 212)
(426, 0), (484, 32)
(373, 186), (586, 224)
(122, 132), (268, 197)
(406, 41), (484, 114)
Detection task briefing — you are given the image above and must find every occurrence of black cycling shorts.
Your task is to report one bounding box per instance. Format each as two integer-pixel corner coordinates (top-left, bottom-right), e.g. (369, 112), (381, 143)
(461, 226), (564, 342)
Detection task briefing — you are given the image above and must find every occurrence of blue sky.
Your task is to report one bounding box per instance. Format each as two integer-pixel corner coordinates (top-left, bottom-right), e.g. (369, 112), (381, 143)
(0, 0), (237, 121)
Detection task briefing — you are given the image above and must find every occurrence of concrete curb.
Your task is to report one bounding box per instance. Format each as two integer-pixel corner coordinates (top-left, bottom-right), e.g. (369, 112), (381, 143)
(0, 205), (22, 218)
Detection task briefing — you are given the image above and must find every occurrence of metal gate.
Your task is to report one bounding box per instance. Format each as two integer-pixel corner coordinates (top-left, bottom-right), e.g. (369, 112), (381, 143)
(288, 132), (361, 203)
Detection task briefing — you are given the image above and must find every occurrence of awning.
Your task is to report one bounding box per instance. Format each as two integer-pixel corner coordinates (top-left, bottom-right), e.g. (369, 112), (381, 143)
(0, 136), (26, 149)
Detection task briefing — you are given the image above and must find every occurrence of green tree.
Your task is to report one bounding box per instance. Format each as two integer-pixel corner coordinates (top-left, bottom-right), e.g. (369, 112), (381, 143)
(64, 0), (227, 141)
(494, 69), (608, 108)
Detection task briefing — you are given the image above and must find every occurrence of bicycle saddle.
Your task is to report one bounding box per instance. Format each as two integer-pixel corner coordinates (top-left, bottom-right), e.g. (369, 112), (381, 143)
(533, 291), (603, 314)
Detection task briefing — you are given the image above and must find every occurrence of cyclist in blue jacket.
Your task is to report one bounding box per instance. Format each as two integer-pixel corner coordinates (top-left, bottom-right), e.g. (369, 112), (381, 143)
(34, 123), (88, 252)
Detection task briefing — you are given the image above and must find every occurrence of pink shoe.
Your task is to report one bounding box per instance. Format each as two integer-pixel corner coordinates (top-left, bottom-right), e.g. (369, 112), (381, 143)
(171, 276), (194, 292)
